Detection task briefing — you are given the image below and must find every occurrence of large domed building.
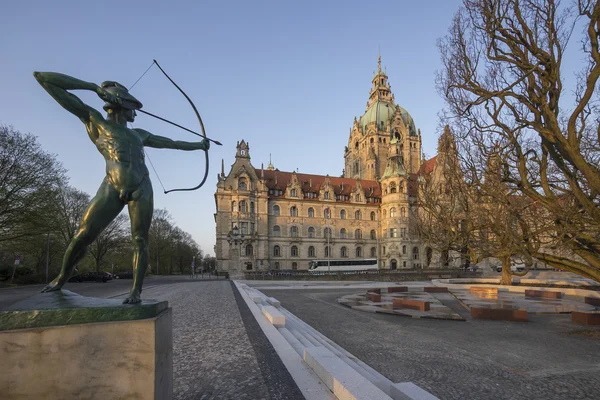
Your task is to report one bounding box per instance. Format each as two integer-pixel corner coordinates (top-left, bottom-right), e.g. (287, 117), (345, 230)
(214, 57), (446, 277)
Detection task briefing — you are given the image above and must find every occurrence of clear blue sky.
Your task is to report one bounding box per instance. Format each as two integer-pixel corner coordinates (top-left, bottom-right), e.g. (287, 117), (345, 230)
(1, 0), (464, 255)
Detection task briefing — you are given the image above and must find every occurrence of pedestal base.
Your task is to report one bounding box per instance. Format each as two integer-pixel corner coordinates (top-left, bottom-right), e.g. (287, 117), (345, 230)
(0, 291), (172, 400)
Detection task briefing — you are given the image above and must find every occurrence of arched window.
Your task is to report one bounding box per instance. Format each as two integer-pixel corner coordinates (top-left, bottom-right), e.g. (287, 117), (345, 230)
(325, 246), (331, 257)
(401, 207), (406, 218)
(290, 188), (297, 197)
(402, 245), (407, 254)
(238, 178), (247, 191)
(324, 208), (330, 218)
(308, 246), (315, 257)
(355, 194), (361, 202)
(240, 200), (247, 212)
(292, 262), (298, 270)
(324, 192), (330, 200)
(245, 244), (253, 256)
(355, 141), (359, 150)
(290, 206), (298, 216)
(308, 227), (315, 238)
(370, 230), (376, 240)
(341, 247), (347, 257)
(390, 183), (397, 193)
(232, 201), (237, 212)
(370, 211), (375, 221)
(273, 245), (280, 257)
(340, 209), (346, 219)
(291, 246), (299, 257)
(370, 247), (377, 257)
(356, 247), (362, 257)
(355, 210), (361, 220)
(370, 138), (374, 143)
(290, 226), (298, 237)
(390, 207), (397, 217)
(308, 207), (314, 218)
(273, 225), (281, 236)
(355, 229), (362, 239)
(340, 228), (347, 239)
(413, 247), (419, 260)
(324, 227), (332, 238)
(273, 205), (280, 216)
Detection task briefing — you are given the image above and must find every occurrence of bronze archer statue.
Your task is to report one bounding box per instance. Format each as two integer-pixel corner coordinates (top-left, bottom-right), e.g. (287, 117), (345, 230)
(34, 71), (209, 304)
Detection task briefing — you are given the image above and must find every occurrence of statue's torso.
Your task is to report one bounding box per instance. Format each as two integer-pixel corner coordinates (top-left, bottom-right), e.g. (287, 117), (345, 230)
(88, 117), (149, 192)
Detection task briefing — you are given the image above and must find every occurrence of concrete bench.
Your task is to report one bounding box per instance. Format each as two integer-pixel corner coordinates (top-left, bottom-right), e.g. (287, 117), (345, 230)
(367, 293), (382, 302)
(424, 286), (448, 293)
(524, 289), (562, 299)
(393, 298), (430, 312)
(470, 287), (499, 295)
(471, 307), (528, 322)
(572, 311), (600, 325)
(266, 297), (281, 308)
(584, 297), (600, 307)
(387, 286), (408, 293)
(261, 305), (285, 327)
(303, 346), (392, 400)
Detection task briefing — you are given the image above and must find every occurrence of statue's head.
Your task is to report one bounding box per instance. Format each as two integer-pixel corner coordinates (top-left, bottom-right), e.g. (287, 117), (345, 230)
(102, 81), (143, 111)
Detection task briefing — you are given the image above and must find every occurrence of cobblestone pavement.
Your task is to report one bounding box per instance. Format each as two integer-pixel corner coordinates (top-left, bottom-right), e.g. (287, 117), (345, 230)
(116, 281), (303, 400)
(261, 288), (600, 400)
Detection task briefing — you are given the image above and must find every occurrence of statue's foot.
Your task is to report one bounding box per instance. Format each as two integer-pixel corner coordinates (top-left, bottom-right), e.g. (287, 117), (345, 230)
(41, 277), (65, 293)
(123, 290), (141, 304)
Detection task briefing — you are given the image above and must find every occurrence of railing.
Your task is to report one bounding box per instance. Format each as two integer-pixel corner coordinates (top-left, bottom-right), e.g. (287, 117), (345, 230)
(243, 269), (481, 281)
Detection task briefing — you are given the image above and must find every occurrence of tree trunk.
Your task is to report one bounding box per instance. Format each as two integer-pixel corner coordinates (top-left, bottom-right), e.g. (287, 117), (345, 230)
(500, 256), (512, 285)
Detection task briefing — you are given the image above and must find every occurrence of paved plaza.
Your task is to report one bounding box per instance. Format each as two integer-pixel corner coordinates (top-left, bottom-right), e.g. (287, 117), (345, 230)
(259, 285), (600, 400)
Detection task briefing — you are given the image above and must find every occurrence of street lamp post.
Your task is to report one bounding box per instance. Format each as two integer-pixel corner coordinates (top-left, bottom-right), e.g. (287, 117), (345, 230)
(226, 224), (245, 278)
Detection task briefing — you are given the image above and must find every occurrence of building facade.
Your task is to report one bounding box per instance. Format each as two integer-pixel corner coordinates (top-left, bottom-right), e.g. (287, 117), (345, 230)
(215, 57), (448, 277)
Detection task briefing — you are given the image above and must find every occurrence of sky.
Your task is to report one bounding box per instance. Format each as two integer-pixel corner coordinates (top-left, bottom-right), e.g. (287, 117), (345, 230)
(1, 0), (465, 255)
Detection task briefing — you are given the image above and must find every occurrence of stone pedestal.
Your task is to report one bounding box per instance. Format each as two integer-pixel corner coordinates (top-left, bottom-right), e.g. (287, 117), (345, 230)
(0, 290), (172, 400)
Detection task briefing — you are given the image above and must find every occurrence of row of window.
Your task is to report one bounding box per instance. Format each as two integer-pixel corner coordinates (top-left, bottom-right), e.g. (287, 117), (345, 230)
(272, 245), (376, 258)
(241, 244), (420, 259)
(383, 207), (407, 218)
(381, 245), (419, 258)
(232, 200), (254, 213)
(272, 225), (376, 240)
(273, 205), (377, 220)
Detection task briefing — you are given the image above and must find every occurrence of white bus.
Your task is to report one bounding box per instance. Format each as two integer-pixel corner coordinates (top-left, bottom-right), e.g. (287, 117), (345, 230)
(308, 259), (378, 273)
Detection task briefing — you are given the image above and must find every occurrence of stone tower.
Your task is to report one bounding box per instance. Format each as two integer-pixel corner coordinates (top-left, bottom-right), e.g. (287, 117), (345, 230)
(344, 56), (422, 181)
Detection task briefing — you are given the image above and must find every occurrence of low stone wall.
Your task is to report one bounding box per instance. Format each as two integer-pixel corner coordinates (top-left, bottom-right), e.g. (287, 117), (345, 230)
(243, 269), (481, 281)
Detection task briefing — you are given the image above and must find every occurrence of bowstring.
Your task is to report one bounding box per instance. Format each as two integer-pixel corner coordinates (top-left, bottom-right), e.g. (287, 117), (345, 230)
(128, 62), (169, 194)
(129, 60), (156, 91)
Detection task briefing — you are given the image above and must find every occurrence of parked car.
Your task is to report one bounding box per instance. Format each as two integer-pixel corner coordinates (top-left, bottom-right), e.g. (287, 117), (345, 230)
(68, 271), (112, 283)
(116, 271), (134, 279)
(495, 260), (526, 273)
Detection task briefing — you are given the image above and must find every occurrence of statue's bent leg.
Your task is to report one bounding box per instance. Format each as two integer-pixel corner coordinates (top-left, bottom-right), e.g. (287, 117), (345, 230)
(42, 179), (124, 293)
(123, 178), (153, 304)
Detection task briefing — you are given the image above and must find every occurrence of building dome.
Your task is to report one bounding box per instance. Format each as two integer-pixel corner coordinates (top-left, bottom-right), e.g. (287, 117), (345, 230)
(359, 101), (417, 136)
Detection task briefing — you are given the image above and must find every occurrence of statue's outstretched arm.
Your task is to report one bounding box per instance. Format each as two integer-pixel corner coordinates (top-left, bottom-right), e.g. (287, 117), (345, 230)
(134, 128), (210, 151)
(33, 72), (102, 123)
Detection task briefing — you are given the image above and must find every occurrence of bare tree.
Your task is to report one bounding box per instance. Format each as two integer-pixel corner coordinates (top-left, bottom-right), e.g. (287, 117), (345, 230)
(89, 213), (129, 272)
(414, 127), (473, 267)
(0, 125), (66, 242)
(437, 0), (600, 280)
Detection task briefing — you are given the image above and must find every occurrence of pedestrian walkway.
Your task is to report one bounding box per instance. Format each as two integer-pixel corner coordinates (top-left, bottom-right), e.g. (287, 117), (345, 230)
(113, 280), (306, 400)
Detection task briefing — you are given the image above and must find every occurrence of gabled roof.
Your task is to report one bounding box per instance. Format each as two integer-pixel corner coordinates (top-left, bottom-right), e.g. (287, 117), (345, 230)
(420, 156), (437, 176)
